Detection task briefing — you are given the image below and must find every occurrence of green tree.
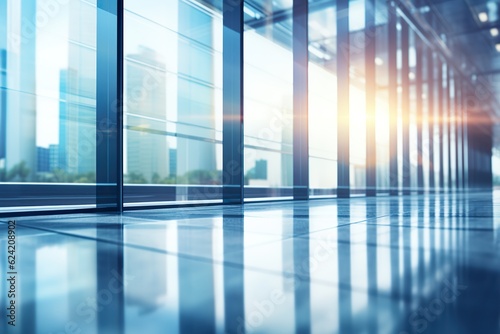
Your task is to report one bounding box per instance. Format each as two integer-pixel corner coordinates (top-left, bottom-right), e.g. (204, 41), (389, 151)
(126, 172), (147, 184)
(152, 172), (161, 184)
(159, 176), (176, 184)
(182, 170), (221, 185)
(74, 172), (96, 183)
(51, 169), (69, 182)
(244, 168), (256, 185)
(7, 161), (31, 182)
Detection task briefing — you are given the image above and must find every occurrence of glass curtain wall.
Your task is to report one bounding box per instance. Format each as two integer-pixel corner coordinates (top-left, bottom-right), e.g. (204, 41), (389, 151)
(0, 0), (480, 213)
(375, 0), (389, 193)
(421, 44), (430, 190)
(397, 17), (403, 192)
(432, 54), (441, 190)
(409, 30), (418, 191)
(123, 0), (223, 205)
(243, 0), (294, 200)
(308, 0), (337, 197)
(449, 70), (456, 190)
(0, 0), (97, 212)
(349, 0), (366, 193)
(442, 61), (449, 189)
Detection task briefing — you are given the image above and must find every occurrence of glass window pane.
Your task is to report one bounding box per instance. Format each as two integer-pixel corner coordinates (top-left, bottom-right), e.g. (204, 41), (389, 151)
(375, 0), (390, 193)
(349, 0), (366, 192)
(123, 0), (223, 205)
(409, 30), (418, 190)
(309, 1), (337, 196)
(0, 0), (97, 212)
(243, 0), (293, 200)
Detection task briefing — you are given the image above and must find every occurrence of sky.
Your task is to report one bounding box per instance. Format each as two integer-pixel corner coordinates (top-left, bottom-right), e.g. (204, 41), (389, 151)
(35, 0), (70, 147)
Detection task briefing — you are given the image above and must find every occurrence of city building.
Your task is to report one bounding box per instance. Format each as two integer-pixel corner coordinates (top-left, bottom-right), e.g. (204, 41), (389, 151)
(3, 0), (37, 179)
(0, 48), (6, 169)
(58, 68), (96, 175)
(169, 148), (177, 178)
(36, 146), (49, 173)
(125, 46), (169, 183)
(175, 1), (217, 180)
(48, 144), (59, 172)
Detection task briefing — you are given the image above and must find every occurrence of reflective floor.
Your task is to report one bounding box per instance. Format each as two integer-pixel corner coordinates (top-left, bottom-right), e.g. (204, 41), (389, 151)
(1, 191), (500, 333)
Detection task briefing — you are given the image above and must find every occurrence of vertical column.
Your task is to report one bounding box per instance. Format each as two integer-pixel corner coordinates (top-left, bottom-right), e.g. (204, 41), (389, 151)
(96, 0), (123, 211)
(463, 84), (469, 189)
(388, 2), (398, 196)
(486, 123), (493, 188)
(416, 38), (424, 193)
(453, 75), (463, 191)
(365, 0), (376, 197)
(401, 21), (410, 195)
(427, 49), (435, 192)
(293, 0), (309, 200)
(447, 67), (453, 190)
(466, 110), (476, 189)
(337, 0), (350, 198)
(222, 0), (244, 204)
(0, 0), (5, 165)
(468, 110), (493, 189)
(437, 59), (444, 191)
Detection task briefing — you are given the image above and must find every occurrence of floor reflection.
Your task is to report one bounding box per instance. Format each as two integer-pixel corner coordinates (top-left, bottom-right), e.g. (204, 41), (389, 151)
(1, 192), (500, 333)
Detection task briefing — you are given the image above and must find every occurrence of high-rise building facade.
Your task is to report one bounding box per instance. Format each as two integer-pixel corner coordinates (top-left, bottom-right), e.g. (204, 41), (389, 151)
(3, 0), (37, 179)
(0, 48), (6, 169)
(49, 144), (59, 172)
(0, 0), (5, 169)
(57, 0), (97, 176)
(0, 0), (496, 210)
(175, 2), (217, 179)
(125, 46), (169, 183)
(58, 68), (96, 175)
(37, 146), (49, 173)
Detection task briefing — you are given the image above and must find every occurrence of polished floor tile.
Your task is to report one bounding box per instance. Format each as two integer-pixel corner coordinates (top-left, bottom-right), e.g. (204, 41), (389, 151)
(1, 191), (500, 333)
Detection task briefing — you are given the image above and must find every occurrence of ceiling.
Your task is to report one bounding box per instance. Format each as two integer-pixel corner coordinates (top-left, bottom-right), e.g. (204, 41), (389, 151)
(416, 0), (500, 114)
(203, 0), (500, 115)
